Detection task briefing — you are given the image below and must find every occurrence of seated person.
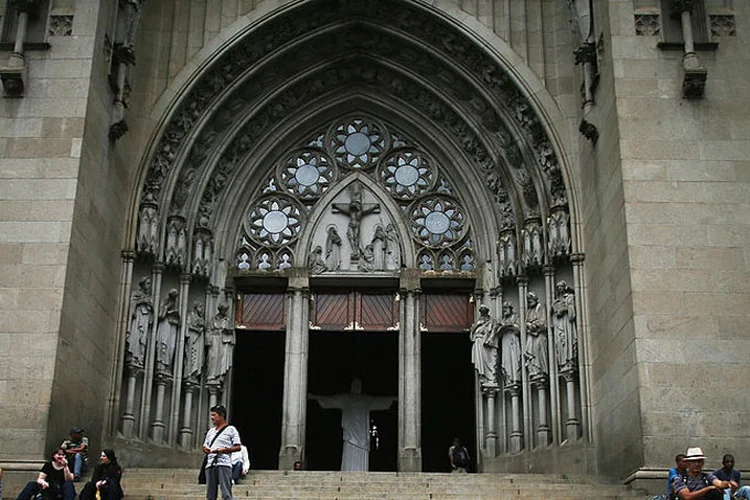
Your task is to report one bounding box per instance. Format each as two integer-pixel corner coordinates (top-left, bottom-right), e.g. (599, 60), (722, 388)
(672, 447), (731, 500)
(713, 454), (750, 500)
(230, 445), (250, 484)
(16, 447), (76, 500)
(79, 449), (123, 500)
(60, 426), (88, 481)
(667, 454), (688, 499)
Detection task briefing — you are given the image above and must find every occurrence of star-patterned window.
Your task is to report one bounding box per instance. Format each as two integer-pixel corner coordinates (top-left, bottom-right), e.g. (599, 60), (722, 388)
(277, 149), (337, 201)
(379, 149), (434, 200)
(409, 196), (465, 247)
(327, 117), (388, 171)
(246, 194), (303, 247)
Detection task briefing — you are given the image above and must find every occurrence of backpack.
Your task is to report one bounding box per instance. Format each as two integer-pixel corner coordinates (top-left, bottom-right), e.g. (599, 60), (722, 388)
(452, 446), (470, 468)
(670, 472), (722, 500)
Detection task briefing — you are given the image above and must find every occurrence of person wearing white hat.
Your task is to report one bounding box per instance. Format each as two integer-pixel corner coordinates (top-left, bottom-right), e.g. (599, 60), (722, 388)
(672, 447), (732, 500)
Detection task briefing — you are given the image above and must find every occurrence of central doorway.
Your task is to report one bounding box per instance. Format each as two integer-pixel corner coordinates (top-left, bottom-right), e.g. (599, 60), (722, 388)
(305, 330), (398, 471)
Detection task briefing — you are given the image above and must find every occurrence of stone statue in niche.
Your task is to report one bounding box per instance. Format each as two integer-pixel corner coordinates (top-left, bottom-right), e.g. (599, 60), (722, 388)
(498, 230), (517, 277)
(155, 289), (180, 374)
(126, 276), (152, 367)
(332, 183), (380, 260)
(206, 303), (234, 385)
(568, 0), (593, 43)
(470, 304), (499, 387)
(308, 245), (327, 274)
(499, 301), (522, 386)
(552, 280), (578, 372)
(325, 226), (342, 271)
(137, 194), (158, 255)
(521, 220), (543, 268)
(385, 224), (401, 270)
(524, 291), (548, 378)
(548, 209), (570, 258)
(371, 224), (386, 270)
(165, 216), (187, 267)
(184, 299), (205, 383)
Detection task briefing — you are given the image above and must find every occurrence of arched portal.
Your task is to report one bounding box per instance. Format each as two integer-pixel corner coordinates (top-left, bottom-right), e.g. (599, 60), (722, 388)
(114, 0), (591, 473)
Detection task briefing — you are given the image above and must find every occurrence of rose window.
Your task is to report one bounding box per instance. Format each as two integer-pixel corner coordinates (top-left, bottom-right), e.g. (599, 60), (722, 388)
(379, 150), (434, 200)
(327, 117), (387, 170)
(278, 149), (336, 200)
(246, 194), (303, 247)
(409, 196), (465, 247)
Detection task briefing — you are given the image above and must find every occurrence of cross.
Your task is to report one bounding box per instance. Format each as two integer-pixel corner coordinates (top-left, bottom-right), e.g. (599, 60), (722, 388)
(332, 183), (380, 260)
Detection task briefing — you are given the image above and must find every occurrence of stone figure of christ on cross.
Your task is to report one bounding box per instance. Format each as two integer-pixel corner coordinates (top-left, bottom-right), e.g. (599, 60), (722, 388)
(309, 378), (396, 471)
(332, 183), (380, 260)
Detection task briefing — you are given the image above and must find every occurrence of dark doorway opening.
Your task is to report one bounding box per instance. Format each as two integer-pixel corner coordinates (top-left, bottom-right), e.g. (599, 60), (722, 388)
(306, 331), (398, 471)
(421, 332), (475, 472)
(230, 330), (285, 470)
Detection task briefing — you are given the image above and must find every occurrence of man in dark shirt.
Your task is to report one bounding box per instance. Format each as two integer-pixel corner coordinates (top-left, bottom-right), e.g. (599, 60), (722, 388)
(672, 447), (731, 500)
(713, 454), (750, 500)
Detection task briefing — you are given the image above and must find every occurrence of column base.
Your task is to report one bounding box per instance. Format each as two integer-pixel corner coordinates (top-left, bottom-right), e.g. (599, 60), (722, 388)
(398, 447), (422, 472)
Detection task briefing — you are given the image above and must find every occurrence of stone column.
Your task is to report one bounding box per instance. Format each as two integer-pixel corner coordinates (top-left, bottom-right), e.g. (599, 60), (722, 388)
(490, 286), (505, 454)
(507, 383), (523, 453)
(112, 251), (135, 436)
(483, 386), (499, 457)
(543, 264), (561, 445)
(672, 0), (707, 97)
(180, 379), (198, 449)
(571, 253), (592, 441)
(278, 276), (309, 469)
(139, 263), (164, 439)
(398, 269), (421, 471)
(516, 276), (530, 451)
(532, 376), (551, 446)
(121, 363), (142, 438)
(207, 382), (220, 412)
(561, 370), (581, 441)
(0, 0), (37, 96)
(168, 273), (191, 444)
(151, 371), (171, 443)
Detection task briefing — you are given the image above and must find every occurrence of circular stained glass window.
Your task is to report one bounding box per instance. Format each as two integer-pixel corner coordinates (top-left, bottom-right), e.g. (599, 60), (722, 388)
(246, 194), (303, 247)
(278, 149), (336, 200)
(409, 196), (466, 248)
(379, 150), (434, 200)
(327, 117), (388, 171)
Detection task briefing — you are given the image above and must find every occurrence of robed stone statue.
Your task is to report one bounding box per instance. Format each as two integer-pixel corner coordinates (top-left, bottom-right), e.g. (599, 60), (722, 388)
(126, 276), (152, 367)
(470, 304), (499, 387)
(184, 299), (206, 382)
(206, 303), (235, 385)
(552, 280), (578, 371)
(499, 301), (522, 386)
(155, 289), (180, 373)
(524, 291), (548, 378)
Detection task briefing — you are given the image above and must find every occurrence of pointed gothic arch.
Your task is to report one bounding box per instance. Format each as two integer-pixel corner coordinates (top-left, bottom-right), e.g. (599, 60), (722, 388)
(114, 0), (592, 473)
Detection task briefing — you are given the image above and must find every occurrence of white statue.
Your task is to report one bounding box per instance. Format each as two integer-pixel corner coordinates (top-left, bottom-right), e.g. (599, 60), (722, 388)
(371, 224), (386, 271)
(524, 292), (548, 378)
(155, 289), (180, 374)
(552, 280), (578, 371)
(309, 378), (396, 471)
(184, 300), (205, 382)
(470, 304), (499, 387)
(126, 276), (152, 367)
(325, 226), (342, 271)
(499, 301), (522, 385)
(206, 303), (234, 384)
(308, 245), (327, 274)
(384, 224), (401, 270)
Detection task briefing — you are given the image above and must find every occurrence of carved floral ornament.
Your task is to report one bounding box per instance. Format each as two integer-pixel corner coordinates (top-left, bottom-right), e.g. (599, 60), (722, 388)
(133, 0), (573, 275)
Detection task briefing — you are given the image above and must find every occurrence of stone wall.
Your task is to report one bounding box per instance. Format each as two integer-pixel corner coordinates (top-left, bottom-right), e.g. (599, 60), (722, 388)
(611, 0), (750, 482)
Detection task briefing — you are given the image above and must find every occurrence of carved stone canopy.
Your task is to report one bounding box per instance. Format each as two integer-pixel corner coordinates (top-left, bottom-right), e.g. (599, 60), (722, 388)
(132, 0), (573, 274)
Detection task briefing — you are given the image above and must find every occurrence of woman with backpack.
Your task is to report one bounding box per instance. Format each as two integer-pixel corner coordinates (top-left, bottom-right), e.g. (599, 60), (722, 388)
(449, 438), (470, 474)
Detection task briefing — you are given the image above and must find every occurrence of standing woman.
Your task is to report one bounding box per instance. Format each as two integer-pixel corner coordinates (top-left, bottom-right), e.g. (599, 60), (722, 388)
(79, 450), (123, 500)
(16, 447), (75, 500)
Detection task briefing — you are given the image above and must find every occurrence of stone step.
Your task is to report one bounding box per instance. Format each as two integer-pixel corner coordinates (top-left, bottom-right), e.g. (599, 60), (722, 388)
(119, 469), (648, 499)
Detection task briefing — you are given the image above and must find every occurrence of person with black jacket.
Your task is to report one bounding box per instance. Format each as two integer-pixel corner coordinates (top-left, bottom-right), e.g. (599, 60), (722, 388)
(16, 448), (75, 500)
(78, 449), (124, 500)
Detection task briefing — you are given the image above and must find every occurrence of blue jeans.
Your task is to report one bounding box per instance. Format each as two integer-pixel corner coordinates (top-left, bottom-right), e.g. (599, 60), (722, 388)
(71, 453), (87, 478)
(231, 461), (243, 482)
(16, 480), (76, 500)
(726, 486), (750, 499)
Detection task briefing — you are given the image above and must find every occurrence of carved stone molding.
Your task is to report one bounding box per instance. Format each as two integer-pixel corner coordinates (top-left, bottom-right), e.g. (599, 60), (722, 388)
(635, 14), (660, 36)
(579, 120), (599, 144)
(683, 67), (707, 99)
(670, 0), (697, 16)
(710, 15), (736, 37)
(0, 68), (26, 97)
(48, 15), (74, 37)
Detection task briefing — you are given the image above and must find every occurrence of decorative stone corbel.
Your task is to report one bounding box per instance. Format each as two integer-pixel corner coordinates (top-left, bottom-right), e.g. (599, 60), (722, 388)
(579, 119), (599, 144)
(0, 0), (42, 97)
(671, 0), (707, 98)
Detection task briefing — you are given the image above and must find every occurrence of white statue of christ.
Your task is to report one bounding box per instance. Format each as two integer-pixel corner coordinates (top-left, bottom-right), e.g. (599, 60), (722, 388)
(309, 378), (396, 471)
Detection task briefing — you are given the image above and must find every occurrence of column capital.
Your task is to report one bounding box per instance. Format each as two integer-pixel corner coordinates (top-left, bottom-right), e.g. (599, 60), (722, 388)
(570, 252), (585, 264)
(516, 275), (529, 285)
(121, 250), (136, 262)
(543, 264), (556, 276)
(153, 262), (166, 273)
(489, 286), (501, 298)
(180, 273), (192, 285)
(670, 0), (697, 15)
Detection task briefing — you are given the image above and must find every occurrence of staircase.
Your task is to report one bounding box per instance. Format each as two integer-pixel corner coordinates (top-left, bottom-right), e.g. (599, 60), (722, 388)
(121, 469), (650, 499)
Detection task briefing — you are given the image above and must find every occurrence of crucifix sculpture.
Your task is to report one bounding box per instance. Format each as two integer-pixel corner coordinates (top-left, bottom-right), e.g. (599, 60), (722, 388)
(332, 183), (380, 260)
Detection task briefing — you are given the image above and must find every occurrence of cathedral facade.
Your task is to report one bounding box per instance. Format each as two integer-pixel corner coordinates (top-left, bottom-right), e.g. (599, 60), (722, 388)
(0, 0), (748, 489)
